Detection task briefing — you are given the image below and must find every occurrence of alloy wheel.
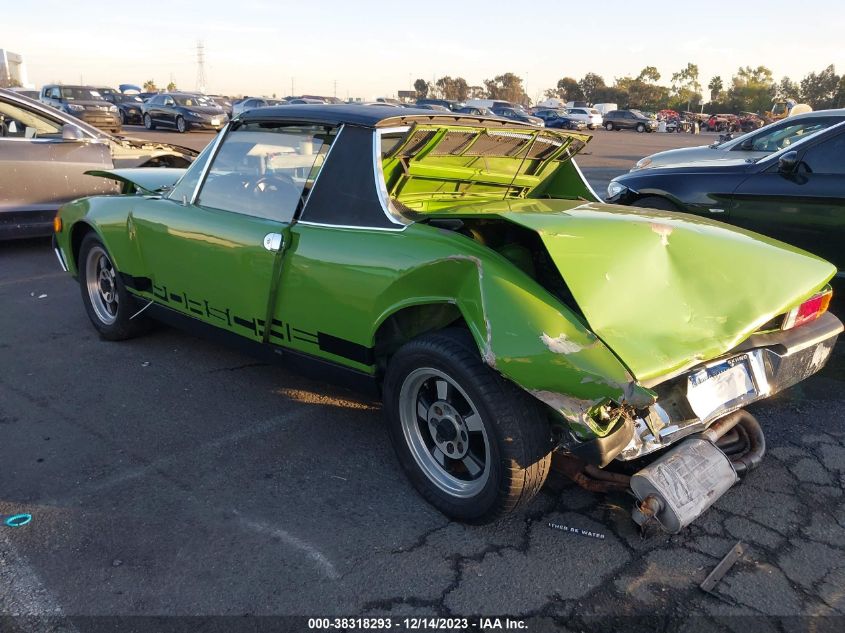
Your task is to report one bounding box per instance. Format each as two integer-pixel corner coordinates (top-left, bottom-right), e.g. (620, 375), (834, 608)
(85, 246), (119, 325)
(398, 367), (491, 498)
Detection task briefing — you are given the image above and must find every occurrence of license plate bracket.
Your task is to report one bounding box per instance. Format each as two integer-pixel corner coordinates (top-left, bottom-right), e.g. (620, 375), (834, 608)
(686, 355), (756, 421)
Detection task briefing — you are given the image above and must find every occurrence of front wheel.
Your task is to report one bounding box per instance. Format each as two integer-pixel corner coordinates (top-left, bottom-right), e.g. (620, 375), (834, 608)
(143, 113), (155, 130)
(605, 122), (614, 131)
(78, 234), (151, 341)
(384, 330), (552, 523)
(636, 123), (646, 133)
(176, 116), (187, 133)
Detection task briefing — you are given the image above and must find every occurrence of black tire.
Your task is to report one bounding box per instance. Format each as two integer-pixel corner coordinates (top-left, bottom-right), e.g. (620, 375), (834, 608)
(78, 233), (151, 341)
(176, 116), (187, 133)
(631, 196), (680, 211)
(119, 110), (126, 125)
(143, 113), (155, 130)
(384, 329), (553, 523)
(605, 122), (614, 131)
(636, 123), (646, 133)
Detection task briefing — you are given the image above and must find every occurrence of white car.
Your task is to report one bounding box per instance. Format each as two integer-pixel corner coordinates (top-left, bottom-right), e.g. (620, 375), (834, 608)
(565, 107), (603, 129)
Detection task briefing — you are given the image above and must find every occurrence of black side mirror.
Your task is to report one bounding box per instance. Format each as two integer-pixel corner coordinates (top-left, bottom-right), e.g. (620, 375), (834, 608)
(741, 138), (753, 150)
(778, 150), (799, 174)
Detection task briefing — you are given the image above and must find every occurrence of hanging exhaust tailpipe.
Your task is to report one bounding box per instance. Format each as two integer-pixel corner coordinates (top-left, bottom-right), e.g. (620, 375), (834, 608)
(630, 409), (763, 533)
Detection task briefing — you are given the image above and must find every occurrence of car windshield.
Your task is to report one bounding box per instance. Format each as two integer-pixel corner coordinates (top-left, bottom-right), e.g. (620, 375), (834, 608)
(729, 118), (839, 153)
(118, 94), (143, 103)
(61, 87), (103, 101)
(174, 95), (215, 107)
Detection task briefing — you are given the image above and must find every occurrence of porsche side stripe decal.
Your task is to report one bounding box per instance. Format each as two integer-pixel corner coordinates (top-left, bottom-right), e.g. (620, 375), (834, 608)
(317, 332), (374, 366)
(122, 275), (374, 366)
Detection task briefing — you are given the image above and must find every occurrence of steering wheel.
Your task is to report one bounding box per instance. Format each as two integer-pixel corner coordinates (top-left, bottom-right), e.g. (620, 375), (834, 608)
(250, 174), (303, 212)
(251, 174), (299, 196)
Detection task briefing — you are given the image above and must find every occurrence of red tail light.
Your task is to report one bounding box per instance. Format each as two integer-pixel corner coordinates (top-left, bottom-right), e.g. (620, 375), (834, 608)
(782, 288), (833, 330)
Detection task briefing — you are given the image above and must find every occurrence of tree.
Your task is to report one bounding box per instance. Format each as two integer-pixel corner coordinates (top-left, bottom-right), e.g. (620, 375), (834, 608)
(467, 85), (486, 99)
(166, 81), (177, 92)
(670, 63), (702, 110)
(773, 77), (800, 101)
(578, 73), (605, 104)
(726, 66), (774, 113)
(143, 79), (158, 92)
(637, 66), (661, 83)
(615, 74), (668, 110)
(483, 72), (527, 104)
(413, 78), (429, 99)
(800, 65), (840, 109)
(435, 76), (469, 101)
(548, 76), (583, 102)
(708, 76), (724, 102)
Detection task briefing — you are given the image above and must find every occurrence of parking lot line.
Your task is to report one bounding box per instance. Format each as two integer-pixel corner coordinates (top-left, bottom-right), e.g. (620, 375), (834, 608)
(0, 531), (80, 631)
(233, 512), (341, 581)
(43, 407), (314, 507)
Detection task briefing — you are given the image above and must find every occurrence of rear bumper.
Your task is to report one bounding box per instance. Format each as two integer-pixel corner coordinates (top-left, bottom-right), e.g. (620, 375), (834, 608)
(568, 312), (842, 465)
(0, 209), (56, 240)
(619, 312), (842, 461)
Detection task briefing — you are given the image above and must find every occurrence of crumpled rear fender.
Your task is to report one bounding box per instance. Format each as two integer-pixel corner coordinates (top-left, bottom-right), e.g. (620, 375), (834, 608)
(371, 235), (655, 438)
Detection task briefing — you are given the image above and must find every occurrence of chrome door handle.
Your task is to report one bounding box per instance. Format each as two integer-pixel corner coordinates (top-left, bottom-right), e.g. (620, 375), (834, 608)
(263, 233), (283, 252)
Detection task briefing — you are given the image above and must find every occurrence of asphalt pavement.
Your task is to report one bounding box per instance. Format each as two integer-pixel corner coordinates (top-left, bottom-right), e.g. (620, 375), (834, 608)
(2, 128), (845, 632)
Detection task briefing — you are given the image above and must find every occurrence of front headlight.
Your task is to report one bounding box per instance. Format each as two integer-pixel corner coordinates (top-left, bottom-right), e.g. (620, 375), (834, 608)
(632, 157), (652, 171)
(66, 103), (85, 111)
(108, 105), (118, 112)
(607, 181), (627, 199)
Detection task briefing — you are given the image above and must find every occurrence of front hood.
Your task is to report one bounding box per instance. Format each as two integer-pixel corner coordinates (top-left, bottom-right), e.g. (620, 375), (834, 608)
(638, 145), (768, 169)
(427, 199), (836, 382)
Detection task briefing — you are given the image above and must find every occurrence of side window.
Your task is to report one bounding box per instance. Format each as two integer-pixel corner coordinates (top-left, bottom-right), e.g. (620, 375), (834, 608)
(801, 134), (845, 175)
(196, 122), (337, 223)
(166, 140), (217, 203)
(0, 98), (63, 138)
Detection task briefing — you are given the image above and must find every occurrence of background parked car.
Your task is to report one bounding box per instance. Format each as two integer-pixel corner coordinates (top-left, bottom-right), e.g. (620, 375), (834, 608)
(456, 106), (498, 117)
(415, 98), (462, 111)
(99, 91), (145, 126)
(0, 87), (197, 239)
(606, 120), (845, 272)
(603, 109), (658, 132)
(142, 93), (228, 133)
(490, 106), (544, 126)
(533, 109), (588, 130)
(631, 109), (845, 170)
(40, 84), (121, 133)
(232, 97), (288, 118)
(565, 106), (603, 129)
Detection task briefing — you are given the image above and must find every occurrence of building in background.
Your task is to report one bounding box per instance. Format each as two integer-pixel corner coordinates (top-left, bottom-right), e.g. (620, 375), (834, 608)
(0, 49), (32, 88)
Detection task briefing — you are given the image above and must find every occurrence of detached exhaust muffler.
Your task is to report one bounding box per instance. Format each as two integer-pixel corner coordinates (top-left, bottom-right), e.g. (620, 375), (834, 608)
(630, 409), (763, 533)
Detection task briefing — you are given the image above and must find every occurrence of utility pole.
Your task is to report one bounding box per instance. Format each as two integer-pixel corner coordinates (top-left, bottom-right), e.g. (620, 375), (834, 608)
(291, 77), (294, 97)
(333, 79), (337, 99)
(196, 40), (207, 93)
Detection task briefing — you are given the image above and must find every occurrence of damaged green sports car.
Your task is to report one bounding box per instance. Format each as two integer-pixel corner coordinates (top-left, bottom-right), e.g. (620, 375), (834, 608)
(53, 105), (842, 532)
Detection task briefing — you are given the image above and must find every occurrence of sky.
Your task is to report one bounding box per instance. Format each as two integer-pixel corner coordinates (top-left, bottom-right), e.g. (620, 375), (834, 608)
(5, 0), (844, 100)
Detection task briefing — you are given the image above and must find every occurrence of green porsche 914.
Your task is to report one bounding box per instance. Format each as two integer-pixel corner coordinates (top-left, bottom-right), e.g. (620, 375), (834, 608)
(53, 105), (842, 532)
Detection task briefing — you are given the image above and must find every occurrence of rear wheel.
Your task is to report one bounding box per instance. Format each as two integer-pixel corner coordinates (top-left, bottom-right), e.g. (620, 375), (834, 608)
(143, 113), (155, 130)
(605, 122), (614, 131)
(384, 330), (553, 523)
(631, 196), (680, 211)
(78, 234), (151, 341)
